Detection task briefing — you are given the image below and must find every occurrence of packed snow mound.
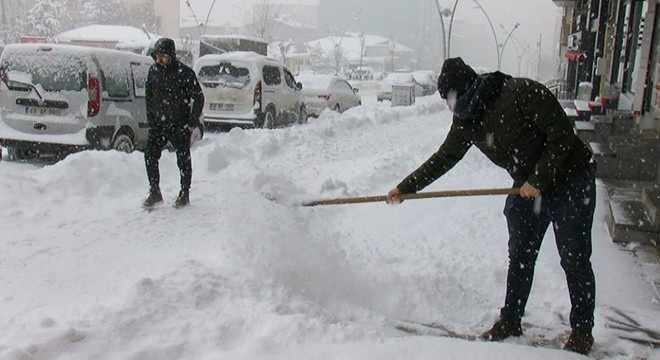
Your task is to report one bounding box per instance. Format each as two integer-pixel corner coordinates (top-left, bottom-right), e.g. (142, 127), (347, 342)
(1, 95), (658, 359)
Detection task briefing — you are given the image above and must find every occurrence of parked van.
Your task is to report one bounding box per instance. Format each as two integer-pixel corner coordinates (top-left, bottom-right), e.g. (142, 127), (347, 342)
(193, 51), (306, 129)
(0, 44), (155, 160)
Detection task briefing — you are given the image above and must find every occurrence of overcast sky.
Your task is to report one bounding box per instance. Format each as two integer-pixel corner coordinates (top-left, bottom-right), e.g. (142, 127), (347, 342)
(182, 0), (563, 75)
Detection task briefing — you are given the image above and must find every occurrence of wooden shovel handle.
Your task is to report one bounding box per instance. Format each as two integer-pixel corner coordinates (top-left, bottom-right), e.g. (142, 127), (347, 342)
(301, 187), (520, 207)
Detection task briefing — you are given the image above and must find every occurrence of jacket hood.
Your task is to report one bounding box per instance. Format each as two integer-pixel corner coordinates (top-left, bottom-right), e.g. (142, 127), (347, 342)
(151, 38), (177, 60)
(437, 57), (478, 100)
(453, 71), (511, 121)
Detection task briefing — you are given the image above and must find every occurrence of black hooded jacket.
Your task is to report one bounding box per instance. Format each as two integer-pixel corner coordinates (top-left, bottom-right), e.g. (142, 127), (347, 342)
(397, 58), (592, 194)
(146, 38), (204, 130)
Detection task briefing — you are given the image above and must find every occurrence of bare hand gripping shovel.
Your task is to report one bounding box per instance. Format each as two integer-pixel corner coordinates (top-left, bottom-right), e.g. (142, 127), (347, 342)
(292, 187), (520, 207)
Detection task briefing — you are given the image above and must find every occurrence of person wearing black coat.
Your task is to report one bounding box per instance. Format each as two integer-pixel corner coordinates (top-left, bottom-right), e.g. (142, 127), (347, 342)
(387, 57), (596, 355)
(142, 37), (205, 209)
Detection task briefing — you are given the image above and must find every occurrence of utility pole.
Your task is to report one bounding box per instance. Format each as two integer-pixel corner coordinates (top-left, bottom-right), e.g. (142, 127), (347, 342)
(0, 0), (6, 43)
(537, 33), (542, 81)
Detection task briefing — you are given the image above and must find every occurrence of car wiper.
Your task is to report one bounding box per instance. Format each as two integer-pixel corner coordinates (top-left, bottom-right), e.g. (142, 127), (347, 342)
(2, 70), (44, 101)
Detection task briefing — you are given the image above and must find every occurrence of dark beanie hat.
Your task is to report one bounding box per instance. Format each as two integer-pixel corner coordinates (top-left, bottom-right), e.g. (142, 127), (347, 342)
(437, 57), (478, 99)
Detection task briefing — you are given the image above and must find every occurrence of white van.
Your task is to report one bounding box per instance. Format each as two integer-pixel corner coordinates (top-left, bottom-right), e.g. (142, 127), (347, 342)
(193, 52), (306, 129)
(0, 43), (154, 160)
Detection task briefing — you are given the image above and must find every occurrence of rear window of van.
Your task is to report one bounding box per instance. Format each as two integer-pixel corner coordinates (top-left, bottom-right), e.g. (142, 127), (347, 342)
(198, 62), (250, 89)
(1, 54), (85, 92)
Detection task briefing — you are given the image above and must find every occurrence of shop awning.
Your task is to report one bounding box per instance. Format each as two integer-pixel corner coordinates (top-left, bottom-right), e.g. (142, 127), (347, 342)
(564, 50), (585, 61)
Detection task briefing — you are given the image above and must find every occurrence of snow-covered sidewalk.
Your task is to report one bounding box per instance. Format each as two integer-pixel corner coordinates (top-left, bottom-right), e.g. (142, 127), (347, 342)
(1, 96), (658, 359)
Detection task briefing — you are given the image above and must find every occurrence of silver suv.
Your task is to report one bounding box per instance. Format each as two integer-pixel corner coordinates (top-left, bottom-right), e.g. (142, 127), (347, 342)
(0, 44), (155, 160)
(194, 52), (306, 129)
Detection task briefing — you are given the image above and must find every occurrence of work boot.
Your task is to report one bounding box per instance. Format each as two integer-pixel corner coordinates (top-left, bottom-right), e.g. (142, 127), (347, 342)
(174, 189), (190, 208)
(564, 329), (594, 355)
(480, 320), (523, 341)
(143, 190), (163, 208)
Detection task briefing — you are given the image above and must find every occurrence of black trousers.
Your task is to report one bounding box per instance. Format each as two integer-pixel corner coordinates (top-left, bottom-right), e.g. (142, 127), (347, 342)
(500, 166), (596, 331)
(144, 125), (192, 192)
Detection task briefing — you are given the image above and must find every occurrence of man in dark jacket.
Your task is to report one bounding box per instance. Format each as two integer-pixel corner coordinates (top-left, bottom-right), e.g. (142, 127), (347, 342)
(387, 58), (596, 355)
(143, 37), (205, 209)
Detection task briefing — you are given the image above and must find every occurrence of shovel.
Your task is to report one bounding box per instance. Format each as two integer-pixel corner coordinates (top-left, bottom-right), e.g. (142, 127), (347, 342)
(298, 187), (520, 207)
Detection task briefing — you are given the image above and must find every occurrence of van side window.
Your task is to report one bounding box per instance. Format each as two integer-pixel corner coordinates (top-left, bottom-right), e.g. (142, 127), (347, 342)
(102, 69), (130, 98)
(262, 65), (281, 86)
(283, 69), (297, 89)
(131, 63), (149, 97)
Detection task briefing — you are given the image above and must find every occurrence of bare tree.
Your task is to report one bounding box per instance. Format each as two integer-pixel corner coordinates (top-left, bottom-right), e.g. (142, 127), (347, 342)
(245, 0), (282, 41)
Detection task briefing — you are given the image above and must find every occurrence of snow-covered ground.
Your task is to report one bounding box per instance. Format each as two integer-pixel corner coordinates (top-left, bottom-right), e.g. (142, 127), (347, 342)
(1, 95), (659, 360)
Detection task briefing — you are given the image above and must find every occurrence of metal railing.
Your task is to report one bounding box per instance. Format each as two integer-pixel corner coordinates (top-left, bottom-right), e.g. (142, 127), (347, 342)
(545, 79), (572, 99)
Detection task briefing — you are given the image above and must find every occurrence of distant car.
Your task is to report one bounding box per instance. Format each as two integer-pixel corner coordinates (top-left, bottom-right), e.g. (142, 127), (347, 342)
(194, 52), (306, 129)
(297, 74), (361, 117)
(377, 72), (424, 102)
(352, 66), (374, 80)
(413, 70), (437, 96)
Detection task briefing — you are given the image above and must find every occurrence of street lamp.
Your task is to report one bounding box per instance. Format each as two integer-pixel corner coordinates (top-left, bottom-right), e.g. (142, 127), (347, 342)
(434, 0), (460, 61)
(498, 22), (520, 72)
(332, 8), (361, 75)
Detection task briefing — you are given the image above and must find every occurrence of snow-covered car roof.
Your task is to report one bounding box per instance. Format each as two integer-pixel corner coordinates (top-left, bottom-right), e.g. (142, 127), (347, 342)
(382, 72), (416, 84)
(296, 74), (338, 89)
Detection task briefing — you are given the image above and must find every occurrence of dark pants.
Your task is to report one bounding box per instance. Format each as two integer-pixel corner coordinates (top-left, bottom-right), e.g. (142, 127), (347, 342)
(144, 125), (192, 193)
(500, 166), (596, 331)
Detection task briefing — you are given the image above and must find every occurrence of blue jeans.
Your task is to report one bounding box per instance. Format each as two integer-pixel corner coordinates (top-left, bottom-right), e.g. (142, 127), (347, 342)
(500, 165), (596, 331)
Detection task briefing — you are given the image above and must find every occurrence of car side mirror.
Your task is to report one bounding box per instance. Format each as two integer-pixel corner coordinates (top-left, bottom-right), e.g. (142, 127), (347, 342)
(297, 82), (303, 90)
(353, 88), (359, 94)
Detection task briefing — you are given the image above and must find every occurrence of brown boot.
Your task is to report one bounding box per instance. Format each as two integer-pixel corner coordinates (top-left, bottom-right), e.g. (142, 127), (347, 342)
(174, 189), (190, 208)
(142, 190), (163, 208)
(480, 320), (523, 341)
(564, 329), (593, 355)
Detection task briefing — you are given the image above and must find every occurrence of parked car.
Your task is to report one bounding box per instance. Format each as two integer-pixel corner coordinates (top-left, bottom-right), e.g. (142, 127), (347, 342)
(296, 74), (361, 117)
(0, 43), (187, 160)
(193, 52), (307, 129)
(352, 66), (374, 80)
(413, 70), (437, 96)
(376, 72), (424, 102)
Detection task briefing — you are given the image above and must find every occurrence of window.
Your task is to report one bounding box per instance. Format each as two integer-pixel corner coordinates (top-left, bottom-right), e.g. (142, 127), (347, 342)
(131, 63), (149, 97)
(197, 62), (250, 89)
(102, 69), (129, 98)
(2, 55), (85, 92)
(283, 69), (297, 89)
(262, 65), (281, 86)
(336, 80), (352, 91)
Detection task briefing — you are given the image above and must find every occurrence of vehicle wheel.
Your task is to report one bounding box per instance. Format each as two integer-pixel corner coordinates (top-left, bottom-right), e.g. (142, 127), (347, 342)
(262, 109), (276, 129)
(333, 104), (341, 113)
(298, 106), (308, 124)
(190, 124), (204, 145)
(112, 133), (134, 153)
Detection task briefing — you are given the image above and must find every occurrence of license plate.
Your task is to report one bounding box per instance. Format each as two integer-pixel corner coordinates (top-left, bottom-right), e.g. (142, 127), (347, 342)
(209, 103), (234, 111)
(25, 106), (62, 116)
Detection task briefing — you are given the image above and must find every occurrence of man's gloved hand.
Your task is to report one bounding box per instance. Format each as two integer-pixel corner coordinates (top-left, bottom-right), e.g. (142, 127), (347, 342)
(387, 187), (404, 204)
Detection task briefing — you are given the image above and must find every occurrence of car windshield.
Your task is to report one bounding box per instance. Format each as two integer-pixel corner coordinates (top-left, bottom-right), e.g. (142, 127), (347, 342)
(197, 61), (250, 89)
(1, 53), (85, 92)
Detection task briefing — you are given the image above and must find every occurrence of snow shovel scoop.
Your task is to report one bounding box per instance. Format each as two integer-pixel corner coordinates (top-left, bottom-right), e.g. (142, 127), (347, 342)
(290, 187), (521, 207)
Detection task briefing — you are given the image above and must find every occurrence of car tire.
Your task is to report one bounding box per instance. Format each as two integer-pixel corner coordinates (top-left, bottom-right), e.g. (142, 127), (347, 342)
(112, 132), (135, 153)
(262, 109), (276, 129)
